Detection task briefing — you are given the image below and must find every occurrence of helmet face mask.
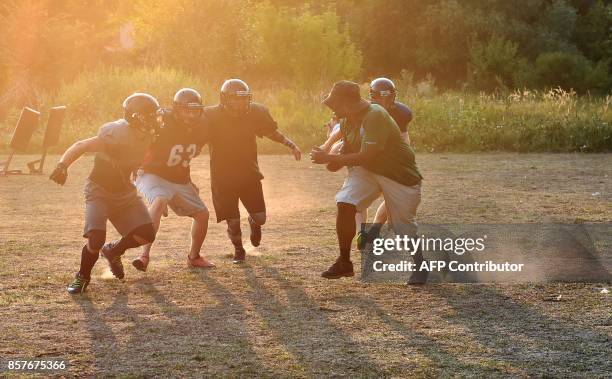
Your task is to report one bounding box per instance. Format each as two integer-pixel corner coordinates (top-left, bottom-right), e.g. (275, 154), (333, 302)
(133, 111), (160, 135)
(173, 88), (204, 126)
(175, 104), (203, 126)
(222, 94), (251, 116)
(123, 93), (161, 135)
(369, 78), (397, 109)
(369, 92), (395, 108)
(220, 79), (252, 117)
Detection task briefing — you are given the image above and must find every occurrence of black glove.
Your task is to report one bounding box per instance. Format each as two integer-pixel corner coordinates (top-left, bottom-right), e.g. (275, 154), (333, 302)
(49, 162), (68, 185)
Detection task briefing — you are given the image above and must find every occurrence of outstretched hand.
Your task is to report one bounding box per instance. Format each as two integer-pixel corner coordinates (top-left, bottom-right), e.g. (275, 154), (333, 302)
(49, 163), (68, 185)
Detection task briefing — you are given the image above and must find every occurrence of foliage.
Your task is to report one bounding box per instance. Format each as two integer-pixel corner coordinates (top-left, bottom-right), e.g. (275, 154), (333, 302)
(1, 67), (609, 154)
(0, 1), (610, 153)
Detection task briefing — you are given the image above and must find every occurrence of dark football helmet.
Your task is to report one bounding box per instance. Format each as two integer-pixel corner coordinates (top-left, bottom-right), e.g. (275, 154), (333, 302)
(220, 79), (252, 116)
(173, 88), (203, 125)
(123, 92), (160, 135)
(369, 78), (396, 108)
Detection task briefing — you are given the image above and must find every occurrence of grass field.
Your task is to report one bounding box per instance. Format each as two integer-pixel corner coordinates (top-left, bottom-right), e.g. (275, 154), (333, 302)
(0, 153), (610, 378)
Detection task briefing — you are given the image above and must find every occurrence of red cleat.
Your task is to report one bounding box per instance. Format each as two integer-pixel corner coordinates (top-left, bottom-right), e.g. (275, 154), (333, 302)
(132, 256), (149, 272)
(187, 255), (216, 269)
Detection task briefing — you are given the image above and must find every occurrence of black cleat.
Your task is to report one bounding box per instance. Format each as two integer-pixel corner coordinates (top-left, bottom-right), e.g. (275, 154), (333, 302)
(321, 258), (354, 279)
(101, 243), (125, 279)
(67, 273), (90, 294)
(248, 216), (262, 247)
(232, 246), (246, 264)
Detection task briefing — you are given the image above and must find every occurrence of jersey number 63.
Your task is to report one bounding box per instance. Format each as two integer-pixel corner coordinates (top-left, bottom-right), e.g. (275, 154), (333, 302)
(167, 144), (197, 167)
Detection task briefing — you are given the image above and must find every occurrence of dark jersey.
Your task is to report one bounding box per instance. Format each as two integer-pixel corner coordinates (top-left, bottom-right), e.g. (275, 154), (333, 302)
(141, 113), (209, 184)
(89, 119), (153, 193)
(386, 102), (413, 133)
(204, 102), (277, 188)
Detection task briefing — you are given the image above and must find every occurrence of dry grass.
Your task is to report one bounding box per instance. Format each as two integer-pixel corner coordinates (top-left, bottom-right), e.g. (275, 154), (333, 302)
(0, 154), (610, 378)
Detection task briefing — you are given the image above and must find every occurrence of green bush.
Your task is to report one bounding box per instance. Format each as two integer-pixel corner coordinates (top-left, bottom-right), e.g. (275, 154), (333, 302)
(534, 52), (605, 93)
(468, 35), (521, 91)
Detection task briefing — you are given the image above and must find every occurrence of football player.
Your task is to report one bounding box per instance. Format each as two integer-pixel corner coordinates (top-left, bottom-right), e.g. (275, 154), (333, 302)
(133, 88), (214, 271)
(310, 81), (425, 282)
(367, 78), (414, 240)
(204, 79), (301, 263)
(318, 78), (415, 244)
(50, 93), (161, 294)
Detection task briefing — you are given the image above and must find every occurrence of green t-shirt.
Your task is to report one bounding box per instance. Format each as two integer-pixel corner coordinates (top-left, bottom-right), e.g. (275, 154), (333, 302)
(344, 104), (422, 186)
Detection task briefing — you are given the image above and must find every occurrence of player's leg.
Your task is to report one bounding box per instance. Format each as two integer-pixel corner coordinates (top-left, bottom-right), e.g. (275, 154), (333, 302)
(369, 201), (388, 239)
(167, 181), (214, 268)
(239, 180), (266, 248)
(373, 201), (388, 224)
(67, 230), (106, 294)
(102, 191), (156, 279)
(247, 211), (265, 247)
(67, 185), (109, 294)
(377, 175), (426, 284)
(212, 183), (244, 263)
(337, 201), (357, 261)
(133, 196), (168, 271)
(355, 208), (368, 250)
(134, 173), (174, 271)
(187, 209), (214, 267)
(226, 217), (245, 263)
(323, 167), (380, 279)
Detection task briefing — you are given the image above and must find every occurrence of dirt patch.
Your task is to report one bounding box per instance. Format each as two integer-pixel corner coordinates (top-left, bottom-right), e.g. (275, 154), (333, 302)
(0, 153), (610, 377)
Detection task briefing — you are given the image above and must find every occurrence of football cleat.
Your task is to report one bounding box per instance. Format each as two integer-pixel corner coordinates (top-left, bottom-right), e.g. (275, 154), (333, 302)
(67, 273), (90, 294)
(321, 258), (354, 279)
(132, 256), (149, 272)
(101, 243), (125, 279)
(232, 246), (246, 264)
(248, 216), (262, 247)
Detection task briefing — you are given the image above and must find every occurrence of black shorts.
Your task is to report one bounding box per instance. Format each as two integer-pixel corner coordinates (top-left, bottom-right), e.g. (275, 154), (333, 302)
(212, 180), (266, 222)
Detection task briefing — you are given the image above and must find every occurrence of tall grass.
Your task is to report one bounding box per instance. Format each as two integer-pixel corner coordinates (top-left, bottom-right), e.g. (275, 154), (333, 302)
(0, 67), (610, 153)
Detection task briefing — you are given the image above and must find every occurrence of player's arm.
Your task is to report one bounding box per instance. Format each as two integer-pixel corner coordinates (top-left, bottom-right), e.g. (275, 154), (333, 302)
(320, 128), (342, 153)
(49, 137), (105, 185)
(264, 130), (301, 161)
(310, 145), (379, 171)
(311, 112), (389, 171)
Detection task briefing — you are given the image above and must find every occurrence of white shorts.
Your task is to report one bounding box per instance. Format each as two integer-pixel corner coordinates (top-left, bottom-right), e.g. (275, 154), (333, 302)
(136, 173), (207, 217)
(335, 166), (421, 233)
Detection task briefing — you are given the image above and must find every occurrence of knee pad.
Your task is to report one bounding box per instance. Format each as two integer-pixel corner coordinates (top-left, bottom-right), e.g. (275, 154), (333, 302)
(131, 223), (156, 244)
(86, 229), (106, 251)
(249, 212), (266, 226)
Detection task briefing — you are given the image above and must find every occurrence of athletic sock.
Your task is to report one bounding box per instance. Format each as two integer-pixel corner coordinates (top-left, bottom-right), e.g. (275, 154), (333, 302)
(106, 224), (156, 256)
(227, 226), (243, 248)
(79, 245), (99, 279)
(339, 248), (351, 262)
(107, 235), (141, 255)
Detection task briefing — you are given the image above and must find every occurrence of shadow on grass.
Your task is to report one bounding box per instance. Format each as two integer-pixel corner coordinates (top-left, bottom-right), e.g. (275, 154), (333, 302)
(425, 284), (611, 376)
(73, 275), (262, 376)
(72, 289), (128, 376)
(239, 264), (389, 377)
